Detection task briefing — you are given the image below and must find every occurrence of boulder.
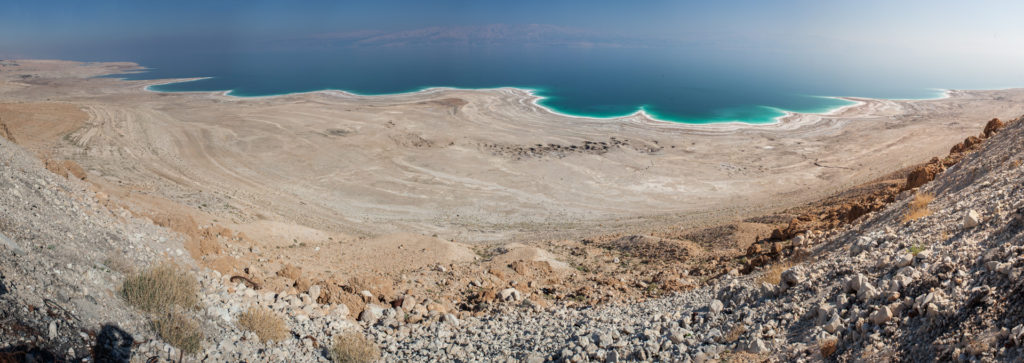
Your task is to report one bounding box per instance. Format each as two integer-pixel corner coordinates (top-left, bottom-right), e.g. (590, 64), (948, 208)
(983, 118), (1005, 138)
(499, 288), (522, 302)
(823, 313), (843, 334)
(894, 254), (914, 268)
(870, 306), (892, 325)
(359, 304), (384, 324)
(963, 210), (982, 229)
(780, 267), (803, 287)
(709, 299), (724, 314)
(307, 285), (321, 302)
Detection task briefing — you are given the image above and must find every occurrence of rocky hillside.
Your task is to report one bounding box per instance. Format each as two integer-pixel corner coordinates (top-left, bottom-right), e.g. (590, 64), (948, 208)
(1, 115), (1022, 362)
(365, 117), (1024, 362)
(0, 134), (360, 361)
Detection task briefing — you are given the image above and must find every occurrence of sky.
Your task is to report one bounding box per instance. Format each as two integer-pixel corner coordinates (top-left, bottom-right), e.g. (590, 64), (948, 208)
(3, 0), (1024, 78)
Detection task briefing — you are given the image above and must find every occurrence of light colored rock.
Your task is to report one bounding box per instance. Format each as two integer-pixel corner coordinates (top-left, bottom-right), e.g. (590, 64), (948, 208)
(0, 231), (24, 256)
(745, 338), (769, 354)
(48, 321), (57, 339)
(709, 299), (724, 314)
(593, 332), (614, 348)
(441, 313), (461, 326)
(330, 303), (350, 318)
(816, 303), (834, 322)
(781, 267), (802, 286)
(499, 288), (522, 302)
(869, 306), (892, 325)
(359, 290), (374, 302)
(824, 313), (843, 334)
(963, 209), (982, 228)
(401, 295), (416, 311)
(894, 254), (914, 268)
(307, 285), (321, 301)
(359, 304), (384, 323)
(1012, 324), (1024, 345)
(670, 332), (686, 344)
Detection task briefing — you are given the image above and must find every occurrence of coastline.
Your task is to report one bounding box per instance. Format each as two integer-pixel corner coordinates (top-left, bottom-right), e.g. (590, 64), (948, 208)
(134, 68), (955, 129)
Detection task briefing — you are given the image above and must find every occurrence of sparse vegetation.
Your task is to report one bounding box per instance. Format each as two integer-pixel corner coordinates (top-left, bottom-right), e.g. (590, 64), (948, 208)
(908, 245), (926, 256)
(901, 192), (934, 223)
(120, 262), (199, 313)
(152, 309), (204, 356)
(103, 253), (135, 275)
(329, 331), (381, 363)
(819, 337), (838, 358)
(238, 306), (290, 343)
(757, 260), (794, 285)
(724, 324), (747, 343)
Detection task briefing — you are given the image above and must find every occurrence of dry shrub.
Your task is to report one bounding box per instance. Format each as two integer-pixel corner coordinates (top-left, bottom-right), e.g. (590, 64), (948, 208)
(901, 192), (934, 223)
(103, 253), (135, 275)
(819, 337), (838, 358)
(121, 262), (199, 313)
(152, 309), (204, 355)
(330, 331), (380, 363)
(725, 324), (747, 343)
(757, 260), (794, 285)
(238, 306), (289, 342)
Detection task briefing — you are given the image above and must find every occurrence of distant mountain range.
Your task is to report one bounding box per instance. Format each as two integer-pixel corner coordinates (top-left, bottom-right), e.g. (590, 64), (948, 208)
(299, 24), (642, 48)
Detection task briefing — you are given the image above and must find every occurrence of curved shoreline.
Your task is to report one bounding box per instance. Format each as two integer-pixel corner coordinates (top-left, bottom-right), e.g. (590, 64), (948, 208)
(133, 71), (954, 129)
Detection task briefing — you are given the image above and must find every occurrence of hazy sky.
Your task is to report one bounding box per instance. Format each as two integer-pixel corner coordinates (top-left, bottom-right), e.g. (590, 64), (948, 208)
(3, 0), (1024, 69)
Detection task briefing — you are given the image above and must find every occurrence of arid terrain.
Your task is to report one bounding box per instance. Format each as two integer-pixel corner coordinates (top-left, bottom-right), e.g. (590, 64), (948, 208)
(2, 59), (1024, 362)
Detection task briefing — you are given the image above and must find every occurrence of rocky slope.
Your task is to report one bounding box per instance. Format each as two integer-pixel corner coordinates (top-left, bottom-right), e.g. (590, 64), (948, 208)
(0, 135), (361, 362)
(362, 117), (1024, 362)
(2, 110), (1023, 362)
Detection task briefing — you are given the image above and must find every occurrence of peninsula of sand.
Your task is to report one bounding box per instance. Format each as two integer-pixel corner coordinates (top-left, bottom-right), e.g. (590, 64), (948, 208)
(4, 59), (1024, 282)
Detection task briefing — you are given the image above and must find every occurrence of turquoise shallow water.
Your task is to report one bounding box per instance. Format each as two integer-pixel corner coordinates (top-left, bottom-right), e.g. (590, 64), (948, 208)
(114, 47), (973, 124)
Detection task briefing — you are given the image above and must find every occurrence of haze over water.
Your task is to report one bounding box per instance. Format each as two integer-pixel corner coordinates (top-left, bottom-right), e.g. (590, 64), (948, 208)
(5, 1), (1024, 123)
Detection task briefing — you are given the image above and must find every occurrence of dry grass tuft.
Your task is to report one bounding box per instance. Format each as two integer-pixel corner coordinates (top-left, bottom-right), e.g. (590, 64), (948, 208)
(152, 309), (204, 355)
(725, 324), (748, 343)
(103, 253), (135, 275)
(238, 306), (290, 343)
(329, 331), (381, 363)
(121, 262), (199, 313)
(819, 337), (838, 358)
(901, 192), (934, 223)
(757, 260), (795, 285)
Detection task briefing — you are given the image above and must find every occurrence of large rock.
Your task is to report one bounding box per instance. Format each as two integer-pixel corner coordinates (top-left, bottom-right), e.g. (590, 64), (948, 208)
(848, 273), (870, 293)
(780, 267), (803, 287)
(359, 304), (384, 324)
(904, 162), (940, 190)
(745, 338), (769, 354)
(709, 299), (724, 314)
(963, 210), (982, 229)
(983, 118), (1005, 138)
(870, 306), (892, 325)
(499, 288), (522, 302)
(894, 254), (914, 268)
(823, 313), (843, 334)
(307, 285), (321, 302)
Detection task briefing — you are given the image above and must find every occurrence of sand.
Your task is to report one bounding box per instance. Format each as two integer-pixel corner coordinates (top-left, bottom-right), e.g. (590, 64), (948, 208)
(3, 59), (1024, 249)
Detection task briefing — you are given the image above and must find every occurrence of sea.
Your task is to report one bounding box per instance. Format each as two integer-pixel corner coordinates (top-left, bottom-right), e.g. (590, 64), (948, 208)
(111, 46), (1012, 124)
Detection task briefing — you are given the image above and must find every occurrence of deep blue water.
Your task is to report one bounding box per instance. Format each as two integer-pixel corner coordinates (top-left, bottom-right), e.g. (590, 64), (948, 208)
(113, 47), (970, 124)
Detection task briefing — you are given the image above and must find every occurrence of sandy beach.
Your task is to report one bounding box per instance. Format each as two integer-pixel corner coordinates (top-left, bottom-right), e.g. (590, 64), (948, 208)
(3, 60), (1024, 248)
